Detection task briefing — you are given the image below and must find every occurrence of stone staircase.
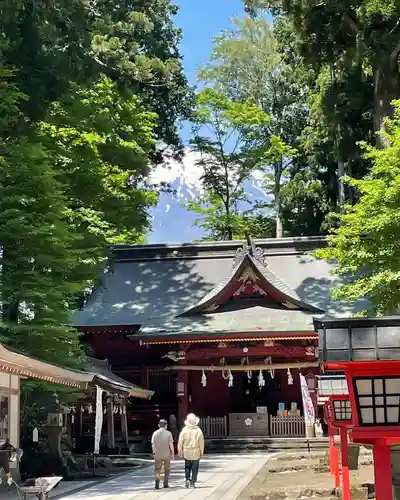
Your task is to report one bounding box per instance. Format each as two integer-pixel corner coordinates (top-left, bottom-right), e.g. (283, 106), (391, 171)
(205, 437), (329, 454)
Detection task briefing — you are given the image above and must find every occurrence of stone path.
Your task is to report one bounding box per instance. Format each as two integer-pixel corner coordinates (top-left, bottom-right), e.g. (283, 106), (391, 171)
(55, 454), (275, 500)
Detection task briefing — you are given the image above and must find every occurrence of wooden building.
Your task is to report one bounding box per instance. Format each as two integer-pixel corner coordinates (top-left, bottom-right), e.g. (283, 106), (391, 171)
(0, 342), (152, 457)
(0, 343), (93, 448)
(73, 236), (357, 440)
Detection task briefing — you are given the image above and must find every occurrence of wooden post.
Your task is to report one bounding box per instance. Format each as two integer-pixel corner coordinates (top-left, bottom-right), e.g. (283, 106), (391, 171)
(106, 395), (115, 450)
(121, 399), (129, 450)
(75, 401), (83, 440)
(329, 425), (340, 489)
(373, 443), (393, 500)
(340, 428), (351, 500)
(178, 344), (189, 428)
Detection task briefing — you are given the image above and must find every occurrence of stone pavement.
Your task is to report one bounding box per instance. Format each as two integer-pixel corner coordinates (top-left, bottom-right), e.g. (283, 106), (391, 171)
(55, 454), (275, 500)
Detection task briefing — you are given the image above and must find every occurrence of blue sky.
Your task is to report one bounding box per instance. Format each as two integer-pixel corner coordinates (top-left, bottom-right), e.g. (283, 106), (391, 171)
(148, 0), (249, 244)
(173, 0), (245, 143)
(174, 0), (245, 85)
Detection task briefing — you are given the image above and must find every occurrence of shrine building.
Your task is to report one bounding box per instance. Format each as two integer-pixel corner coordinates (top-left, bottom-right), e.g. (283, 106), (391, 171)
(73, 236), (358, 441)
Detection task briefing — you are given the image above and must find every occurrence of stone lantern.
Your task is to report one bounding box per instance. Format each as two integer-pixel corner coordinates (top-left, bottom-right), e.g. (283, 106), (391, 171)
(44, 393), (69, 474)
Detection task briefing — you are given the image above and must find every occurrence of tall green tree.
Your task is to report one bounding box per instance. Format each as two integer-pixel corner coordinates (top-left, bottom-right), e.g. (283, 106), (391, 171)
(0, 0), (191, 151)
(199, 15), (311, 237)
(90, 0), (192, 152)
(41, 76), (158, 286)
(244, 0), (400, 149)
(315, 101), (400, 315)
(188, 88), (270, 240)
(0, 71), (85, 365)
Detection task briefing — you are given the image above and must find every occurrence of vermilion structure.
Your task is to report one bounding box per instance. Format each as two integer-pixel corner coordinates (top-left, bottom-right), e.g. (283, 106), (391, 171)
(315, 317), (400, 500)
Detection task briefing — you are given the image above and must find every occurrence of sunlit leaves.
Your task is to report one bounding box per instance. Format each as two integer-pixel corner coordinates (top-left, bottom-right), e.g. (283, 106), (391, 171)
(316, 102), (400, 314)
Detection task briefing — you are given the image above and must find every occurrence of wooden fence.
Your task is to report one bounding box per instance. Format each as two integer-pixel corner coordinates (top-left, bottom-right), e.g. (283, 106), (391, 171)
(199, 416), (228, 438)
(270, 415), (306, 437)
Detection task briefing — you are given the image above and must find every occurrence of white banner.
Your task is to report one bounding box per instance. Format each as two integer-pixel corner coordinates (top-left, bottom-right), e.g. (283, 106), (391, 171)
(300, 374), (315, 425)
(94, 386), (103, 454)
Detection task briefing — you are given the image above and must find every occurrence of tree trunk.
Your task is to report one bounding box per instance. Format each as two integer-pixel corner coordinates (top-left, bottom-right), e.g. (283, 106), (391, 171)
(373, 52), (400, 149)
(275, 161), (283, 238)
(330, 63), (346, 210)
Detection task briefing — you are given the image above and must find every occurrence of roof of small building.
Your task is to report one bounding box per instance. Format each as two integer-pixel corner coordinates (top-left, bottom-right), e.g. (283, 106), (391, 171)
(0, 344), (153, 397)
(85, 358), (154, 398)
(72, 236), (364, 337)
(0, 344), (92, 388)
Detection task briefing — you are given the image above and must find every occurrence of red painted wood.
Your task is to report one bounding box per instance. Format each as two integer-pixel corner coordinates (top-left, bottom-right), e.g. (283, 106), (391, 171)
(340, 428), (351, 500)
(373, 444), (393, 500)
(186, 345), (315, 361)
(178, 344), (189, 427)
(189, 370), (231, 418)
(333, 445), (341, 489)
(141, 333), (318, 345)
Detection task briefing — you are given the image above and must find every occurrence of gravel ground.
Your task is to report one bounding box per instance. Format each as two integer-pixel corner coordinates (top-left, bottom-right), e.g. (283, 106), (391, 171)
(237, 451), (375, 500)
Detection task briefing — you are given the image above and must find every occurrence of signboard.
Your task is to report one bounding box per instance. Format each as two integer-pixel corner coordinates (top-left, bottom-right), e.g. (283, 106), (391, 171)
(94, 386), (103, 455)
(256, 407), (267, 414)
(300, 373), (315, 425)
(176, 381), (185, 397)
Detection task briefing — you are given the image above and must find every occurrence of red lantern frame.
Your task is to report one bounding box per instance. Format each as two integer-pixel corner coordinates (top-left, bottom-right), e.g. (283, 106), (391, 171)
(326, 360), (400, 500)
(328, 395), (354, 500)
(323, 400), (341, 491)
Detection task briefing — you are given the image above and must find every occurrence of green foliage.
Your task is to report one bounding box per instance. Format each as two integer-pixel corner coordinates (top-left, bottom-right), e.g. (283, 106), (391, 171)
(0, 0), (190, 432)
(187, 193), (275, 241)
(315, 101), (400, 315)
(42, 76), (158, 253)
(198, 15), (315, 238)
(90, 0), (192, 151)
(188, 88), (269, 240)
(244, 0), (400, 144)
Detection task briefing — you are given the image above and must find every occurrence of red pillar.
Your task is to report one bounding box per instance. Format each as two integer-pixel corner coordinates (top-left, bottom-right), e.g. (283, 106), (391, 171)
(373, 443), (393, 500)
(177, 344), (189, 428)
(329, 425), (340, 489)
(340, 428), (351, 500)
(333, 444), (341, 489)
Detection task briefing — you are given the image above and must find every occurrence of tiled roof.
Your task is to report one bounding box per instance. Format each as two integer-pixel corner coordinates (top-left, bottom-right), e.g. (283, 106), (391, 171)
(72, 236), (366, 334)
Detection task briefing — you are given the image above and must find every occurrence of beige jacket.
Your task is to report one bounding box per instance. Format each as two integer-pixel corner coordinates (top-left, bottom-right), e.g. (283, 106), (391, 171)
(178, 424), (205, 460)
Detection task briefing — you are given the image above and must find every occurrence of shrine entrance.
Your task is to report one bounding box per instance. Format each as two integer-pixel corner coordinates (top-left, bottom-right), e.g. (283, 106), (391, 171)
(229, 370), (281, 415)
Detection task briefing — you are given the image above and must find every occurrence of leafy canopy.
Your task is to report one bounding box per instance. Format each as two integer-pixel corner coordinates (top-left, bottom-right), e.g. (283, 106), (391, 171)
(315, 101), (400, 315)
(188, 87), (270, 240)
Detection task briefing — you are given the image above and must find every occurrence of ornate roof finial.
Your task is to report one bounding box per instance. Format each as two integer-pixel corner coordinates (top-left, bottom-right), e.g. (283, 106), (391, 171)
(233, 233), (266, 267)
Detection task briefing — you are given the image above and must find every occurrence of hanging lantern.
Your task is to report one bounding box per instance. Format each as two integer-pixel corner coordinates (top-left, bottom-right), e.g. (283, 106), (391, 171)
(201, 370), (207, 387)
(287, 368), (293, 385)
(270, 369), (275, 379)
(258, 370), (265, 388)
(228, 370), (234, 387)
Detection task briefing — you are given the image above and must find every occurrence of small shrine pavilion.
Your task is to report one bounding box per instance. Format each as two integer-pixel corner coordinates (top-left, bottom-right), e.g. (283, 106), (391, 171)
(73, 236), (358, 439)
(0, 342), (152, 456)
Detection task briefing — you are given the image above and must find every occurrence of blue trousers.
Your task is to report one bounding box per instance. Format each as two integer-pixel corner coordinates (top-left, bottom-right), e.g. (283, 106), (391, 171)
(185, 459), (200, 483)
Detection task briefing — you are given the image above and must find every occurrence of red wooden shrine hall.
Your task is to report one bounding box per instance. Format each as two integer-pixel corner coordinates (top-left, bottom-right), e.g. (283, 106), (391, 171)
(72, 236), (350, 443)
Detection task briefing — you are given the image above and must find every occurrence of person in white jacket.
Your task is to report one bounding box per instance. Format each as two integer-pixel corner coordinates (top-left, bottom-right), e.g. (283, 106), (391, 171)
(178, 413), (205, 489)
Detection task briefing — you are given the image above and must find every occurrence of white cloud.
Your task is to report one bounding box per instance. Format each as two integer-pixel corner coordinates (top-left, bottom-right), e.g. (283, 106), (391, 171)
(149, 148), (204, 189)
